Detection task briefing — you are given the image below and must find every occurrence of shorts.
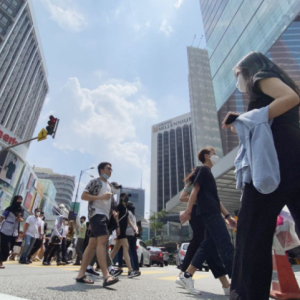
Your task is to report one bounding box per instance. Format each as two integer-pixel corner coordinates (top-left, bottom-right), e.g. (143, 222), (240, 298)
(90, 214), (109, 238)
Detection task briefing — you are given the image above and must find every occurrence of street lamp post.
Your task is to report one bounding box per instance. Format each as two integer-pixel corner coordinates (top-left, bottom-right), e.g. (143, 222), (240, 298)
(72, 167), (95, 214)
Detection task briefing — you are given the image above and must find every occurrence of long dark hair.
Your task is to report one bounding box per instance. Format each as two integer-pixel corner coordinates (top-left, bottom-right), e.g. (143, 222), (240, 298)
(183, 166), (200, 186)
(127, 202), (135, 215)
(6, 195), (23, 215)
(234, 52), (300, 99)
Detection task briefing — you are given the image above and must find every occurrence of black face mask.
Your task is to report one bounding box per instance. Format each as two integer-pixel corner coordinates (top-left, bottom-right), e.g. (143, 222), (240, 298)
(124, 197), (129, 203)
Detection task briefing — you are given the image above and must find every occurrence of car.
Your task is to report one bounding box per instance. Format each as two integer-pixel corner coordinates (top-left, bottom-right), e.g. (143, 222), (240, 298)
(176, 243), (189, 269)
(176, 243), (209, 272)
(147, 246), (164, 267)
(159, 247), (170, 266)
(136, 239), (151, 267)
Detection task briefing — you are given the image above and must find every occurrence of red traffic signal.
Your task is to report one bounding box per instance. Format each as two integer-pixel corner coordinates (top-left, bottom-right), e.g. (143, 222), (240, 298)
(46, 115), (57, 135)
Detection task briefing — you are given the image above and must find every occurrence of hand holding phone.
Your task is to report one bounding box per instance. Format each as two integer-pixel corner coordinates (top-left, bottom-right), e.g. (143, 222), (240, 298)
(225, 114), (239, 125)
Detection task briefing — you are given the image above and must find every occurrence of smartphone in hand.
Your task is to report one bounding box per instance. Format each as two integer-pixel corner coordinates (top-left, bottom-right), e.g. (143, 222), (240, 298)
(225, 114), (239, 125)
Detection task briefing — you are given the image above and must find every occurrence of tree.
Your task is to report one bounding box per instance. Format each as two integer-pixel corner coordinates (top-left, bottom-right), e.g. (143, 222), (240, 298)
(149, 209), (168, 238)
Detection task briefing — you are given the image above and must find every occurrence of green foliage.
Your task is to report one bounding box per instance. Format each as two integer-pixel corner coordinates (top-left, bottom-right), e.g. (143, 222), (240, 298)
(148, 209), (167, 232)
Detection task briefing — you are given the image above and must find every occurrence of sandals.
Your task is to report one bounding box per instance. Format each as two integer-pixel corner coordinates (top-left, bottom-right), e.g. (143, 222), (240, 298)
(103, 275), (119, 287)
(76, 275), (94, 284)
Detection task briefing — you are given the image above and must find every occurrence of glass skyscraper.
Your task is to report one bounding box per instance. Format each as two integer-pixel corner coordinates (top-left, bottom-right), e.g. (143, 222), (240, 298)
(199, 0), (300, 154)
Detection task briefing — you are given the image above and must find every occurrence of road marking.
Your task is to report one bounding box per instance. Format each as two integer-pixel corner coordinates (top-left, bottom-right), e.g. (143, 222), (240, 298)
(157, 274), (209, 281)
(0, 293), (29, 300)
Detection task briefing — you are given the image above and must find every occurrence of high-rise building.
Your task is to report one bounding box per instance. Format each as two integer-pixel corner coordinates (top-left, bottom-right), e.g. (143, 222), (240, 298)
(33, 167), (76, 210)
(0, 0), (48, 142)
(187, 46), (223, 163)
(199, 0), (300, 154)
(150, 113), (193, 213)
(0, 0), (48, 213)
(119, 186), (145, 217)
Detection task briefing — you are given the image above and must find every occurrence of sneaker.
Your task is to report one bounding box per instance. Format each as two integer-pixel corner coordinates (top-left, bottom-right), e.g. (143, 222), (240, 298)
(180, 276), (202, 295)
(57, 262), (66, 266)
(223, 286), (230, 296)
(109, 269), (123, 277)
(128, 270), (140, 278)
(175, 276), (184, 287)
(43, 261), (50, 266)
(86, 268), (100, 276)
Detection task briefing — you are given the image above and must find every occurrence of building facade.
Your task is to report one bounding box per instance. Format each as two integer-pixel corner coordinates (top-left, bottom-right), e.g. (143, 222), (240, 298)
(199, 0), (300, 155)
(0, 0), (48, 213)
(0, 0), (48, 142)
(187, 46), (223, 163)
(34, 167), (76, 210)
(150, 113), (193, 213)
(119, 186), (145, 217)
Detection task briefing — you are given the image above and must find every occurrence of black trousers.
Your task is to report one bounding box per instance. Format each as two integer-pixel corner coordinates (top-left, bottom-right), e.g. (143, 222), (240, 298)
(61, 238), (67, 262)
(43, 243), (61, 263)
(29, 238), (43, 259)
(0, 233), (15, 262)
(181, 206), (227, 279)
(230, 182), (299, 300)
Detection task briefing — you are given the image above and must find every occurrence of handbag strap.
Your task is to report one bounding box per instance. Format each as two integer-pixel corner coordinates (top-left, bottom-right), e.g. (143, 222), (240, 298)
(118, 209), (128, 223)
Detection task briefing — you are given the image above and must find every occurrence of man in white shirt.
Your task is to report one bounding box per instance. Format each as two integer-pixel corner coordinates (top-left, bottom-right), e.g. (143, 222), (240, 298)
(76, 162), (119, 287)
(19, 208), (42, 264)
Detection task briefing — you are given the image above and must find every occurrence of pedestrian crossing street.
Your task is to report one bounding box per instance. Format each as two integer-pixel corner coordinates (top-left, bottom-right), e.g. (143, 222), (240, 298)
(4, 261), (210, 281)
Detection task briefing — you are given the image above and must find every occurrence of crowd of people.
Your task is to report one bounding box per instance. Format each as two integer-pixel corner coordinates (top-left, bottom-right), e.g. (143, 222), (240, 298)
(1, 52), (300, 300)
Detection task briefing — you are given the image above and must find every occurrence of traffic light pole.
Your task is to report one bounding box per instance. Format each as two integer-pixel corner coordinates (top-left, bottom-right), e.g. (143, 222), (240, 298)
(0, 136), (38, 155)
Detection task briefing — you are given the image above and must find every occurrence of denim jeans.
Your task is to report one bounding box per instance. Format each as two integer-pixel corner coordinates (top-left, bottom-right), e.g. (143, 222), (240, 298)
(182, 206), (227, 278)
(20, 235), (36, 262)
(191, 212), (234, 278)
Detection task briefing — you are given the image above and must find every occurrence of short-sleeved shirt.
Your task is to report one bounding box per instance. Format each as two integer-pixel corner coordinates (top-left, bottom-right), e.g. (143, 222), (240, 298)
(194, 166), (220, 216)
(84, 178), (112, 219)
(77, 222), (86, 239)
(249, 70), (300, 193)
(25, 216), (42, 238)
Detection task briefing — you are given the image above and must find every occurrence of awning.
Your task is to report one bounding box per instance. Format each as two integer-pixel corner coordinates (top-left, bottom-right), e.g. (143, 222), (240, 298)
(166, 147), (242, 215)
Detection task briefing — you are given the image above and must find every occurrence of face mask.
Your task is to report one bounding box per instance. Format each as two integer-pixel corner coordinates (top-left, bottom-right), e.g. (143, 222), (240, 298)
(210, 155), (220, 166)
(36, 212), (41, 216)
(102, 173), (109, 180)
(124, 197), (129, 203)
(236, 73), (247, 93)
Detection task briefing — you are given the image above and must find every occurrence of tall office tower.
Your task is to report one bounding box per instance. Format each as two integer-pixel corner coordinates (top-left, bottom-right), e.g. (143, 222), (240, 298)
(199, 0), (300, 154)
(120, 186), (145, 217)
(150, 113), (193, 213)
(34, 167), (76, 210)
(187, 46), (223, 165)
(0, 0), (48, 143)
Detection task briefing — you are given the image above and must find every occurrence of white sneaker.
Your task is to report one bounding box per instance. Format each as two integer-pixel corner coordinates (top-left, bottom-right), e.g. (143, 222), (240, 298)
(223, 286), (230, 296)
(180, 276), (202, 295)
(175, 276), (184, 287)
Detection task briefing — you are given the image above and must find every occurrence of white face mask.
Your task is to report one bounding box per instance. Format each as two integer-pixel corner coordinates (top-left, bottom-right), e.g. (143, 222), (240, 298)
(36, 212), (41, 217)
(210, 155), (220, 166)
(236, 73), (247, 93)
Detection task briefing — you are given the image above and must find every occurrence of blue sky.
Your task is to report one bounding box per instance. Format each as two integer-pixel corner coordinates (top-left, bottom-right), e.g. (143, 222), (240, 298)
(27, 0), (204, 217)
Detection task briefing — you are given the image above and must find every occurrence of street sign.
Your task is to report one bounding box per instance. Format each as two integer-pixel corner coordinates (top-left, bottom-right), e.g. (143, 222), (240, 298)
(37, 128), (47, 142)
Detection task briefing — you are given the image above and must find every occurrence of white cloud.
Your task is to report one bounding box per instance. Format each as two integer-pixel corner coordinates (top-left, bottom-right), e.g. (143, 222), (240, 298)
(159, 20), (173, 36)
(52, 76), (158, 171)
(174, 0), (184, 9)
(39, 0), (87, 32)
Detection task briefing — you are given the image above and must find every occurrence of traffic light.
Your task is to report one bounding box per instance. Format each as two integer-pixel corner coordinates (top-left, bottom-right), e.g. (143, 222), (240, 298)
(46, 115), (57, 136)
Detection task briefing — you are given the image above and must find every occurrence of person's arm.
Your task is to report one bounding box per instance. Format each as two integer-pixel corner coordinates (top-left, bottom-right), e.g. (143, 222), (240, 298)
(22, 222), (29, 236)
(220, 202), (237, 228)
(0, 216), (5, 223)
(128, 216), (136, 233)
(180, 190), (189, 202)
(179, 184), (199, 224)
(53, 220), (62, 238)
(81, 191), (111, 202)
(258, 78), (300, 120)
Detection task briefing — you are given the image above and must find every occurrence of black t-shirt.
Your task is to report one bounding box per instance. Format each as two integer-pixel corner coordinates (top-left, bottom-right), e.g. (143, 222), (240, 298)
(194, 166), (220, 216)
(249, 70), (300, 193)
(117, 204), (128, 233)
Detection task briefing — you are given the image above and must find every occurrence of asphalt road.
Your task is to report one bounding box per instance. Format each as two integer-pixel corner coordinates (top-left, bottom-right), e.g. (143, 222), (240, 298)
(0, 261), (230, 300)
